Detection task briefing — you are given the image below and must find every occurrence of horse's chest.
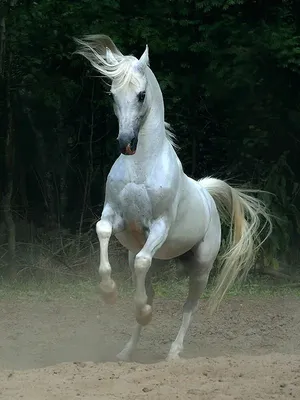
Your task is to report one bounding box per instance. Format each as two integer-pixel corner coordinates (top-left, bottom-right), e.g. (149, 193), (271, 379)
(126, 221), (146, 247)
(113, 184), (149, 249)
(118, 183), (152, 223)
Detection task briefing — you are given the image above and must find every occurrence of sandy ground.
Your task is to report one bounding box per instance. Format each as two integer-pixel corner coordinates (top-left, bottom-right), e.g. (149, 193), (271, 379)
(0, 290), (299, 399)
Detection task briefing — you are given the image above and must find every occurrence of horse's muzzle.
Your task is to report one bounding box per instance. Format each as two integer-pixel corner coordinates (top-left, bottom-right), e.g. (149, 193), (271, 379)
(118, 136), (138, 155)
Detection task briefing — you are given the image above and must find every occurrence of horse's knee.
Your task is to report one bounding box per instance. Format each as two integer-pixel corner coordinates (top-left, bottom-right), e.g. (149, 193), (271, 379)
(96, 220), (112, 239)
(134, 254), (151, 275)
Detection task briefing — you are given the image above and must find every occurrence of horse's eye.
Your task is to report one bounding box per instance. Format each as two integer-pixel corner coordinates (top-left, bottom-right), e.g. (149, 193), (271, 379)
(137, 91), (146, 102)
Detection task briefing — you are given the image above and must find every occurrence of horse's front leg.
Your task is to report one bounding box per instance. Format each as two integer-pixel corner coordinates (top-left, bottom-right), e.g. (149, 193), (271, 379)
(134, 218), (169, 326)
(96, 205), (123, 304)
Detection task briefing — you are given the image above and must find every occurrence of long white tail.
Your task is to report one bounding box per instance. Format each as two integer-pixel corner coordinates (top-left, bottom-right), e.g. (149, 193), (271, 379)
(199, 177), (272, 314)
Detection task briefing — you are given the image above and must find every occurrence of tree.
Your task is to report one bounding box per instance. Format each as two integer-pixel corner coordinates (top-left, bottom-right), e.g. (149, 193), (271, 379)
(0, 0), (299, 277)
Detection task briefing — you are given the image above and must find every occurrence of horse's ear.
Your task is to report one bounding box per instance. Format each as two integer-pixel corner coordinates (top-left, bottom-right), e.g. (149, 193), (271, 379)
(136, 45), (149, 73)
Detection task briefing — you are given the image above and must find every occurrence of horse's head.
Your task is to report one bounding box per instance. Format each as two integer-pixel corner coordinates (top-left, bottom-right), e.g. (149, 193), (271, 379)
(111, 47), (149, 155)
(75, 35), (152, 156)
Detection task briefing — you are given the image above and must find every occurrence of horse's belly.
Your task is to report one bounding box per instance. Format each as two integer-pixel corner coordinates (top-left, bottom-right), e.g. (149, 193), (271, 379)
(115, 227), (199, 260)
(154, 238), (196, 259)
(115, 223), (146, 255)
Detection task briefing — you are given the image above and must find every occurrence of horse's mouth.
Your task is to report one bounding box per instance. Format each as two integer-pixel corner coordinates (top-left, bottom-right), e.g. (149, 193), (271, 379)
(125, 144), (136, 155)
(120, 137), (138, 155)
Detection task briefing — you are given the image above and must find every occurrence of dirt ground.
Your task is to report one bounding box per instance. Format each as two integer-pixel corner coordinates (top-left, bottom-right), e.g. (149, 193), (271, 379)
(0, 289), (300, 399)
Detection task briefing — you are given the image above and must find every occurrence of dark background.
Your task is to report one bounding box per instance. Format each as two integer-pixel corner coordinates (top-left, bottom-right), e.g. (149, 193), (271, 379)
(0, 0), (299, 279)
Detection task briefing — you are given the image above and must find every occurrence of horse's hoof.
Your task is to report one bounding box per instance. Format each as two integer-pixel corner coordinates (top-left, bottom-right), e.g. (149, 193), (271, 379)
(116, 350), (132, 362)
(102, 290), (117, 305)
(136, 305), (152, 326)
(99, 281), (117, 305)
(166, 353), (181, 362)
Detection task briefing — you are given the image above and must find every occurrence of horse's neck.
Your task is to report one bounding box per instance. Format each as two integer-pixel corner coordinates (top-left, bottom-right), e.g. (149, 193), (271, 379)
(125, 68), (175, 169)
(133, 67), (168, 158)
(123, 125), (173, 179)
(129, 103), (168, 164)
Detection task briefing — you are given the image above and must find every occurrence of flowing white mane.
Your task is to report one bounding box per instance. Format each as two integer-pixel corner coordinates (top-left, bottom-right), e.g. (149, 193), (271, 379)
(75, 36), (140, 90)
(75, 35), (179, 149)
(164, 122), (179, 150)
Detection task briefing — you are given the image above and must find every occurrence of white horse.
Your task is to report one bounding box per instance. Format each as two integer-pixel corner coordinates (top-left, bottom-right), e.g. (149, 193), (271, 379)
(75, 35), (272, 361)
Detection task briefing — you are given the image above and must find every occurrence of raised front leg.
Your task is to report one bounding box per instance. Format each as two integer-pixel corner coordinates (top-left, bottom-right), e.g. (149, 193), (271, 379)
(96, 206), (123, 305)
(134, 218), (169, 326)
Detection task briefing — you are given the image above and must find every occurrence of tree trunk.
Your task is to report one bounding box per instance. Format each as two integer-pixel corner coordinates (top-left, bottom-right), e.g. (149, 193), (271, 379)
(3, 49), (16, 277)
(0, 15), (5, 75)
(27, 111), (57, 228)
(1, 1), (18, 277)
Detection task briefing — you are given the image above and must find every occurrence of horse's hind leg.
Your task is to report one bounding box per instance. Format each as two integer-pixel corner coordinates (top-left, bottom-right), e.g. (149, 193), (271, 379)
(167, 223), (221, 361)
(166, 253), (212, 361)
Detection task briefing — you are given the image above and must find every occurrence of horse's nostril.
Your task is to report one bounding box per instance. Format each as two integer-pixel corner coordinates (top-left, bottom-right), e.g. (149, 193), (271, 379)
(130, 137), (138, 151)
